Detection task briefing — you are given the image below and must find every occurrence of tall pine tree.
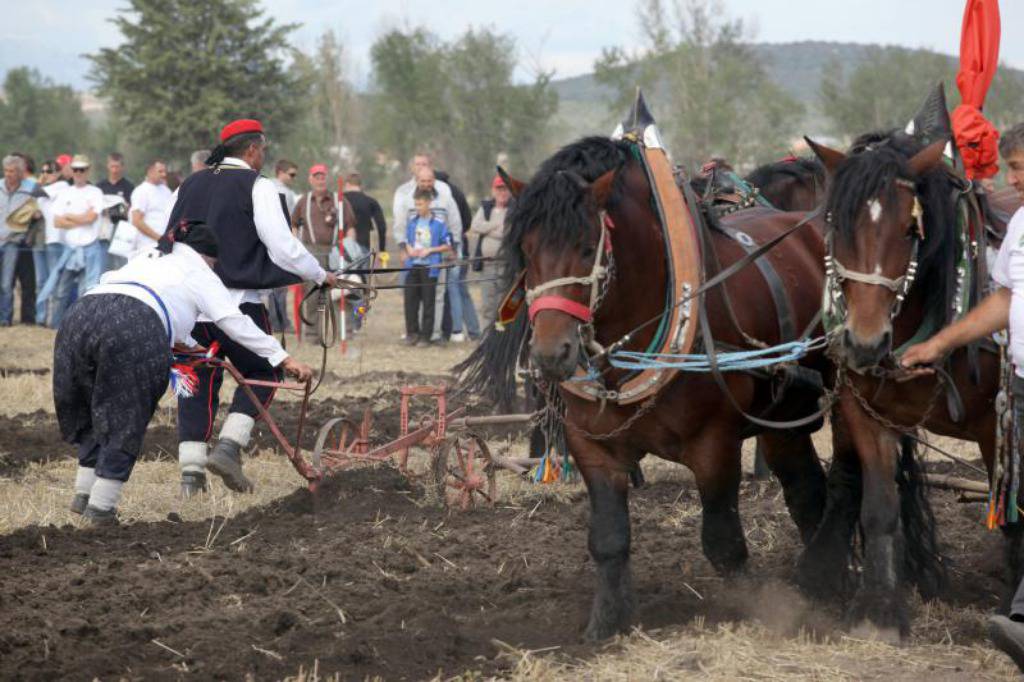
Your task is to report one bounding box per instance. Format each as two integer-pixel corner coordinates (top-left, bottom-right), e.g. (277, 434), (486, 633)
(88, 0), (305, 162)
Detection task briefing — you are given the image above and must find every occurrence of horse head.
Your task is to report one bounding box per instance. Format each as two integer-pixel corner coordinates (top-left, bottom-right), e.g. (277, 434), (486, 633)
(809, 136), (947, 371)
(519, 169), (619, 381)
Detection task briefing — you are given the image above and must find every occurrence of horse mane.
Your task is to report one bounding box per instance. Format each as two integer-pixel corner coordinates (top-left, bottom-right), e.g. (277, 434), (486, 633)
(455, 136), (634, 407)
(826, 129), (961, 325)
(745, 157), (824, 193)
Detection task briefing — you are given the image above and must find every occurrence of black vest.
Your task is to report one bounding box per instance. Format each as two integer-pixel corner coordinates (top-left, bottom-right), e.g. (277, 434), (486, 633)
(166, 165), (301, 289)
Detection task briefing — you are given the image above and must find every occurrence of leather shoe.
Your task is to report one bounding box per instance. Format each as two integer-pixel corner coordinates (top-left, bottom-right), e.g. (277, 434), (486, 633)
(207, 439), (254, 493)
(988, 615), (1024, 672)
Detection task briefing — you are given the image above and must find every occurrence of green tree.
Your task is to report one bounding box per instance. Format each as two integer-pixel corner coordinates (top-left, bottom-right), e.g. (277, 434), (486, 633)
(819, 47), (953, 140)
(595, 0), (802, 171)
(0, 67), (91, 162)
(88, 0), (306, 164)
(367, 26), (558, 195)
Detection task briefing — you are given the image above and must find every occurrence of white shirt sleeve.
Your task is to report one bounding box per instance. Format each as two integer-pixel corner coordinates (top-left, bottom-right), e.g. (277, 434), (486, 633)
(252, 177), (326, 283)
(992, 210), (1024, 289)
(188, 268), (289, 366)
(87, 186), (105, 215)
(393, 183), (412, 246)
(130, 184), (149, 216)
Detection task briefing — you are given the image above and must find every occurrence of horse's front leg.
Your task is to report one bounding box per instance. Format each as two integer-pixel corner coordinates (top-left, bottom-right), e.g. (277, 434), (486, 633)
(841, 396), (907, 641)
(798, 406), (861, 598)
(685, 427), (748, 574)
(575, 440), (635, 642)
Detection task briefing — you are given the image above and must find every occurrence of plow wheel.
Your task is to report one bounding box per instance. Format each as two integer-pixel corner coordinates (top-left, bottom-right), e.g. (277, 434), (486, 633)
(431, 433), (497, 510)
(312, 417), (364, 475)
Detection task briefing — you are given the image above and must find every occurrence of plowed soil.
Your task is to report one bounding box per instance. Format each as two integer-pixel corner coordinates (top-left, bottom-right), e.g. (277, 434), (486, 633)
(0, 457), (1009, 681)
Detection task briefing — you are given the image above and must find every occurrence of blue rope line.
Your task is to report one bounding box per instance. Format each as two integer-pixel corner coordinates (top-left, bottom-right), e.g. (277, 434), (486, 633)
(607, 337), (826, 372)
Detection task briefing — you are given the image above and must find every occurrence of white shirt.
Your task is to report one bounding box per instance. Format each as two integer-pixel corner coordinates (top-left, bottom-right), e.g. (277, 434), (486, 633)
(130, 180), (174, 252)
(41, 180), (69, 245)
(272, 178), (297, 216)
(166, 157), (327, 317)
(53, 183), (104, 247)
(87, 243), (288, 366)
(991, 207), (1024, 376)
(391, 177), (462, 248)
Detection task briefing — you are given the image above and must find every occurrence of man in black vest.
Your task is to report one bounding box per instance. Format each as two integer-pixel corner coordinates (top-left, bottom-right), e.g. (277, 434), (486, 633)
(169, 119), (337, 496)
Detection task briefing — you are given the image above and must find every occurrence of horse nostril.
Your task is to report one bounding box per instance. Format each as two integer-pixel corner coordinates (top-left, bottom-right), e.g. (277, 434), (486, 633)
(843, 328), (854, 349)
(559, 341), (572, 362)
(879, 330), (892, 352)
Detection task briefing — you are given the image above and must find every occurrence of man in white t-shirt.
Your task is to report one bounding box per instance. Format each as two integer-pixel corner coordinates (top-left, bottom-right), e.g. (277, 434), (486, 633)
(901, 123), (1024, 672)
(129, 160), (172, 255)
(50, 155), (105, 327)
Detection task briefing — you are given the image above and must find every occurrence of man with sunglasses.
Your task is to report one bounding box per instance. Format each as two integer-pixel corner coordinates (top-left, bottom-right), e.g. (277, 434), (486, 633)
(49, 155), (106, 326)
(166, 120), (337, 497)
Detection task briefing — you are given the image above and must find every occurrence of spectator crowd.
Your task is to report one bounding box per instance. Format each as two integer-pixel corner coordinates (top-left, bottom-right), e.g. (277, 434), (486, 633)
(0, 148), (507, 342)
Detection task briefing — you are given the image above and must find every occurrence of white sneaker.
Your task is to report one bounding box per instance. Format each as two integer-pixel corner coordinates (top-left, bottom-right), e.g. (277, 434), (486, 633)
(451, 332), (466, 343)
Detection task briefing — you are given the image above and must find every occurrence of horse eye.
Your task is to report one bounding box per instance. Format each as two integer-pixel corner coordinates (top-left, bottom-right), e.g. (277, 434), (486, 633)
(581, 245), (596, 259)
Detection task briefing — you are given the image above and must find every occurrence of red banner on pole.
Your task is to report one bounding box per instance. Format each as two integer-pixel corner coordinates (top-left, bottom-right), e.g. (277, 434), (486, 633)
(952, 0), (1001, 179)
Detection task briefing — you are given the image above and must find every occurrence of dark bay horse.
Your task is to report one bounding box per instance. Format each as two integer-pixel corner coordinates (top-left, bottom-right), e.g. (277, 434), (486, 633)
(800, 131), (1006, 641)
(460, 135), (831, 640)
(747, 157), (825, 211)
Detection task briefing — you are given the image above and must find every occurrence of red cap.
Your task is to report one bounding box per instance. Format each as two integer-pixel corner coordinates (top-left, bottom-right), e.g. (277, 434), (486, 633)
(309, 163), (328, 176)
(492, 174), (507, 189)
(56, 153), (72, 167)
(219, 118), (263, 142)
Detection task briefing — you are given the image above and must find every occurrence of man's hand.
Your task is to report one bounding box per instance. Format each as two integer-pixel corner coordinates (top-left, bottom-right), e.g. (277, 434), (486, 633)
(323, 272), (338, 289)
(897, 338), (946, 380)
(281, 357), (313, 382)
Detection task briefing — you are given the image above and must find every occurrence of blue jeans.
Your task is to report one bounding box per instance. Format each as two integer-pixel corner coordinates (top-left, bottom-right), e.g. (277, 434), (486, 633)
(52, 242), (105, 328)
(0, 242), (22, 325)
(34, 243), (67, 324)
(447, 264), (481, 337)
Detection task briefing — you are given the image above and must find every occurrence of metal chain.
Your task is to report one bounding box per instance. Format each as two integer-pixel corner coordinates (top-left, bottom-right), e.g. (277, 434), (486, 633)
(533, 377), (659, 442)
(841, 365), (945, 435)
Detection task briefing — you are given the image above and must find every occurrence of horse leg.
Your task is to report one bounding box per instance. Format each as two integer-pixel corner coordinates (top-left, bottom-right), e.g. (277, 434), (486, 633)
(759, 430), (826, 544)
(797, 408), (861, 599)
(577, 455), (635, 641)
(843, 402), (907, 641)
(686, 431), (748, 574)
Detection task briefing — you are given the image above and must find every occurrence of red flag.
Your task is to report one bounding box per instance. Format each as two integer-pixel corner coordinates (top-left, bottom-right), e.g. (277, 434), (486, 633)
(952, 0), (1001, 179)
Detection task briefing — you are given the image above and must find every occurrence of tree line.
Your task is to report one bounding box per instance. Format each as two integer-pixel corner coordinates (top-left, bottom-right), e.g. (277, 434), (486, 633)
(2, 0), (1023, 192)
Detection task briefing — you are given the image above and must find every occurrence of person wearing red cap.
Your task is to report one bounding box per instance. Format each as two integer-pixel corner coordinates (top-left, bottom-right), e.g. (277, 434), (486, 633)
(291, 163), (356, 339)
(164, 118), (338, 497)
(467, 173), (513, 327)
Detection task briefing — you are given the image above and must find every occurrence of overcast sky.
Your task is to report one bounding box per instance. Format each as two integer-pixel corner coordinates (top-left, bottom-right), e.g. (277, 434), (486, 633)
(3, 0), (1022, 89)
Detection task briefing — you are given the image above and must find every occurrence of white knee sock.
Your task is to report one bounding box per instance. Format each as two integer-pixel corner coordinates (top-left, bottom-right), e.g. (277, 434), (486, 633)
(219, 412), (255, 447)
(89, 477), (124, 511)
(75, 466), (97, 495)
(179, 441), (208, 474)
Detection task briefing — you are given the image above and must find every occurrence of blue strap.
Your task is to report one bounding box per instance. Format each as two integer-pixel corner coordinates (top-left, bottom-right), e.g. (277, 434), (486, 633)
(121, 282), (173, 343)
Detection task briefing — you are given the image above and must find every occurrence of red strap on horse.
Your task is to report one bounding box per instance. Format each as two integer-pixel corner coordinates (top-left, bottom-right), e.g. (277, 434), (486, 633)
(528, 296), (593, 323)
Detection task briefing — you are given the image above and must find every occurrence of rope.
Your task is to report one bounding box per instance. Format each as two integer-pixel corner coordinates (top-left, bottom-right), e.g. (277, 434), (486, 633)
(606, 337), (828, 373)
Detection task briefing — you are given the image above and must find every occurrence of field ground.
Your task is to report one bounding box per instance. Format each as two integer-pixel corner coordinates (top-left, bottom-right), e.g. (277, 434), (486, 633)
(0, 288), (1020, 680)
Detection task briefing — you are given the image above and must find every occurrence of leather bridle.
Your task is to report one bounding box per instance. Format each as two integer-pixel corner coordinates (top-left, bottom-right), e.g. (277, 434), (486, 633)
(525, 210), (615, 325)
(824, 177), (925, 323)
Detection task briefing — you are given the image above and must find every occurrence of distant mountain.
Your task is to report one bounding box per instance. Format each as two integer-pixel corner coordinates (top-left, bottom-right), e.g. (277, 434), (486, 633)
(547, 40), (1024, 139)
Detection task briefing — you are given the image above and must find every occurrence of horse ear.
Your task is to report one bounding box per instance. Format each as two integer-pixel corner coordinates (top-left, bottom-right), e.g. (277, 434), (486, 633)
(804, 137), (846, 175)
(589, 170), (617, 208)
(496, 166), (525, 198)
(907, 139), (948, 178)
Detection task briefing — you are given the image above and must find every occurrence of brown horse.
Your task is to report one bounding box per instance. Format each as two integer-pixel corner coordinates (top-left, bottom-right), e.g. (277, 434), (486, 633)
(460, 134), (831, 640)
(799, 131), (1007, 640)
(747, 157), (825, 211)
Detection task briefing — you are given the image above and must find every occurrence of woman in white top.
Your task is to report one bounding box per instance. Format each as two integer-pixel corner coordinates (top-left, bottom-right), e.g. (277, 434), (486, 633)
(52, 220), (313, 524)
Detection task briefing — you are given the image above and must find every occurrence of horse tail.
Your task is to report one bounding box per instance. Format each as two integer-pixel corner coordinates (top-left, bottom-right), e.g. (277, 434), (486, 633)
(896, 433), (947, 600)
(453, 312), (529, 413)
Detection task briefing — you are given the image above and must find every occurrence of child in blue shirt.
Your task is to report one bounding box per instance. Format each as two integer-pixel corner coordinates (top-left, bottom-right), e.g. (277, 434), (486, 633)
(401, 188), (451, 345)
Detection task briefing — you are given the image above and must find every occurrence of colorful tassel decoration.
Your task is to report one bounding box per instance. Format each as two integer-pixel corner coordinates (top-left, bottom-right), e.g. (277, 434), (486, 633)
(169, 364), (199, 398)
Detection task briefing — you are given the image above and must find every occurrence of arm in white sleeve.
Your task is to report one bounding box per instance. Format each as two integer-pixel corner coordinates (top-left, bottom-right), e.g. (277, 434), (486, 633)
(214, 312), (289, 366)
(445, 194), (462, 243)
(392, 186), (412, 246)
(252, 177), (326, 284)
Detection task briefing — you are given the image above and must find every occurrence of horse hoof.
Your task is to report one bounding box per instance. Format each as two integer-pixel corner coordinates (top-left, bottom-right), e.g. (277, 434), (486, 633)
(849, 621), (903, 646)
(583, 619), (626, 643)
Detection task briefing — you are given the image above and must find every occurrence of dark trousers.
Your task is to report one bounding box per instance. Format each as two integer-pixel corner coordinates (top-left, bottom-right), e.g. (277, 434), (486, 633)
(15, 247), (35, 324)
(403, 266), (437, 341)
(177, 302), (281, 443)
(53, 295), (170, 481)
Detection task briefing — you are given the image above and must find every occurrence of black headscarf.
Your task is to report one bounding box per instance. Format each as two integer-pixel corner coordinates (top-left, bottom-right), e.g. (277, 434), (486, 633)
(157, 220), (219, 258)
